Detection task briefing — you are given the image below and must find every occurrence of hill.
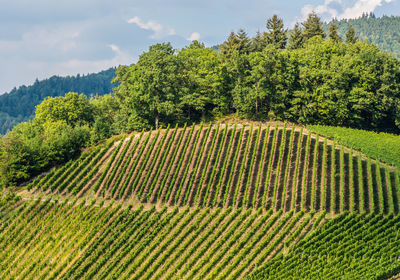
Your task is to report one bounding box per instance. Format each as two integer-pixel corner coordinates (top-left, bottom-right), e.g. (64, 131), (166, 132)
(0, 68), (116, 135)
(28, 122), (400, 215)
(324, 14), (400, 58)
(2, 121), (398, 279)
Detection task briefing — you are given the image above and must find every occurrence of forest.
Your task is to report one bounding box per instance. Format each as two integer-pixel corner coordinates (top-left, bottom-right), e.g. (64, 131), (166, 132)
(326, 13), (400, 58)
(0, 68), (116, 135)
(1, 12), (400, 188)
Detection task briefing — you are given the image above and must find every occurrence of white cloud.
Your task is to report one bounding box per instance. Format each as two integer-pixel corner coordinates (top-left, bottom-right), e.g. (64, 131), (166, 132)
(300, 0), (393, 21)
(301, 0), (341, 21)
(187, 32), (200, 41)
(340, 0), (393, 19)
(127, 16), (175, 39)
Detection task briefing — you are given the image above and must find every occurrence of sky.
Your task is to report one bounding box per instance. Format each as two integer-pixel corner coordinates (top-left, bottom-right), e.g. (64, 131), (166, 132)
(0, 0), (399, 93)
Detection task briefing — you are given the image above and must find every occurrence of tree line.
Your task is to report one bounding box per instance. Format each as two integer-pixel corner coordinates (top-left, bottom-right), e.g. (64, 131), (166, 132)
(1, 12), (400, 188)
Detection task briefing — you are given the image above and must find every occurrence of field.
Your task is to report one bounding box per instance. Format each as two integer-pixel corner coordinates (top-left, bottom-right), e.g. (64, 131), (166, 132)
(28, 122), (400, 215)
(247, 212), (400, 279)
(0, 197), (321, 280)
(3, 121), (400, 279)
(308, 125), (400, 168)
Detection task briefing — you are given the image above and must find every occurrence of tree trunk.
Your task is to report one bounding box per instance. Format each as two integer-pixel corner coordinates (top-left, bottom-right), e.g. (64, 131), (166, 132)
(155, 114), (159, 129)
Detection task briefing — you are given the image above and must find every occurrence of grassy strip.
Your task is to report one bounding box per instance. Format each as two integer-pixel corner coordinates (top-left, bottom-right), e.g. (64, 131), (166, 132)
(311, 135), (319, 210)
(174, 124), (203, 204)
(146, 124), (178, 201)
(214, 123), (237, 206)
(157, 124), (187, 201)
(281, 124), (295, 210)
(358, 153), (365, 213)
(349, 149), (355, 212)
(367, 157), (375, 213)
(118, 130), (151, 198)
(330, 142), (336, 214)
(233, 123), (253, 206)
(243, 122), (261, 207)
(138, 125), (170, 199)
(272, 123), (287, 210)
(110, 130), (145, 197)
(263, 122), (279, 208)
(194, 123), (220, 205)
(223, 124), (245, 207)
(301, 133), (311, 210)
(204, 123), (228, 206)
(340, 146), (345, 212)
(291, 127), (303, 211)
(321, 138), (327, 210)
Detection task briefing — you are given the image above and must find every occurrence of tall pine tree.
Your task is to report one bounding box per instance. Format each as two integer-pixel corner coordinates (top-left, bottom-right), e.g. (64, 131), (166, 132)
(302, 11), (326, 40)
(329, 23), (341, 42)
(288, 23), (304, 49)
(264, 14), (287, 49)
(345, 24), (358, 43)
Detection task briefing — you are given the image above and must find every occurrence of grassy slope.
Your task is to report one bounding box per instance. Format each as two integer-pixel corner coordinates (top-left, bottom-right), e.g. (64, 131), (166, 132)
(308, 125), (400, 168)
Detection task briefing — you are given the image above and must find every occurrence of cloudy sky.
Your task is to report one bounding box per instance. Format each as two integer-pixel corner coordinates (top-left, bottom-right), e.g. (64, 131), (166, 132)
(0, 0), (398, 93)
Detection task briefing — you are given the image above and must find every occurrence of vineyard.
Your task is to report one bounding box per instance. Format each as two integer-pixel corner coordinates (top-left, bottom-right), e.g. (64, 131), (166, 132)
(28, 122), (400, 214)
(0, 198), (321, 279)
(247, 212), (400, 279)
(4, 121), (400, 279)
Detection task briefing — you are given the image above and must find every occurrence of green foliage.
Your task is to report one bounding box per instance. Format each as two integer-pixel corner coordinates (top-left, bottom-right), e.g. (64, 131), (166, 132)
(328, 23), (341, 42)
(308, 125), (400, 168)
(247, 213), (400, 280)
(265, 14), (287, 49)
(302, 11), (326, 40)
(345, 24), (358, 44)
(326, 15), (400, 58)
(113, 43), (181, 130)
(0, 68), (116, 135)
(35, 92), (94, 126)
(288, 23), (304, 50)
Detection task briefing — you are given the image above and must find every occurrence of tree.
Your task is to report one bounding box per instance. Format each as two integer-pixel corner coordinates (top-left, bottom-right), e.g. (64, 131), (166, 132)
(220, 29), (251, 58)
(288, 23), (304, 49)
(264, 14), (287, 49)
(250, 31), (267, 52)
(113, 43), (182, 130)
(345, 24), (358, 44)
(302, 11), (326, 40)
(329, 23), (341, 42)
(34, 92), (94, 127)
(178, 41), (227, 120)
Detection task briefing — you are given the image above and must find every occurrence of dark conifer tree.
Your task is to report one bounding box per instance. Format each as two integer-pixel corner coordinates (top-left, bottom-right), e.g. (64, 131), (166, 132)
(329, 23), (341, 42)
(288, 23), (304, 49)
(302, 11), (326, 40)
(345, 24), (358, 43)
(251, 31), (267, 52)
(264, 14), (287, 49)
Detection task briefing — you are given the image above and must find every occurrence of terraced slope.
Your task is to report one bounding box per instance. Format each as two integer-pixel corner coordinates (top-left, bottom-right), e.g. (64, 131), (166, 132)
(0, 198), (321, 280)
(28, 122), (400, 214)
